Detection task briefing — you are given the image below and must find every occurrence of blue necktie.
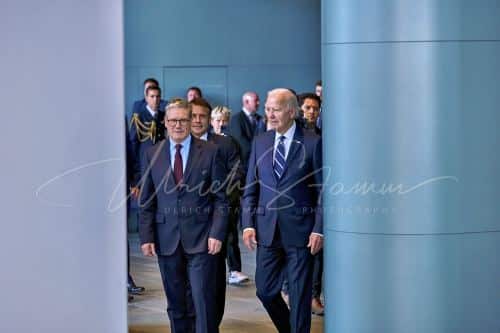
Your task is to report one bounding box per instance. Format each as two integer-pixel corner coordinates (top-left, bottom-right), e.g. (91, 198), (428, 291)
(273, 135), (286, 179)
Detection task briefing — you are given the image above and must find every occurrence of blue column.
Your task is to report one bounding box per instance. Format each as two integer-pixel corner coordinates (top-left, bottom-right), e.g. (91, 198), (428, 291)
(322, 1), (500, 332)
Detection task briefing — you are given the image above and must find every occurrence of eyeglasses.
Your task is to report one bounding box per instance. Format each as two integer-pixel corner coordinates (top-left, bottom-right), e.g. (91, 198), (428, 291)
(166, 118), (190, 126)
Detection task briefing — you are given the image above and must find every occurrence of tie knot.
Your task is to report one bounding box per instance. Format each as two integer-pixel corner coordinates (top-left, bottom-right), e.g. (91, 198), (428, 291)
(175, 144), (183, 151)
(279, 135), (286, 142)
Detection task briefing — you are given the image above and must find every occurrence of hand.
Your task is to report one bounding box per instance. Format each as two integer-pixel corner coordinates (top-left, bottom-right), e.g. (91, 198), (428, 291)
(307, 233), (323, 255)
(130, 186), (140, 199)
(141, 243), (156, 257)
(208, 238), (222, 255)
(242, 229), (257, 251)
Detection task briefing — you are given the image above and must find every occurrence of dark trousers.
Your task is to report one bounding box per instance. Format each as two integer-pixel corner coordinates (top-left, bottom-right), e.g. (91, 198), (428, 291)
(255, 229), (314, 333)
(126, 198), (135, 286)
(225, 209), (242, 272)
(213, 205), (240, 330)
(157, 245), (217, 333)
(127, 242), (133, 285)
(312, 249), (323, 299)
(281, 251), (323, 299)
(214, 246), (227, 331)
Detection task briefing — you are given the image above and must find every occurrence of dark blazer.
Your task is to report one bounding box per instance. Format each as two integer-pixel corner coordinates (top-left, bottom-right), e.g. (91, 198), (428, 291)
(301, 120), (322, 136)
(207, 133), (245, 193)
(241, 124), (323, 247)
(229, 110), (265, 170)
(127, 107), (166, 187)
(138, 137), (229, 255)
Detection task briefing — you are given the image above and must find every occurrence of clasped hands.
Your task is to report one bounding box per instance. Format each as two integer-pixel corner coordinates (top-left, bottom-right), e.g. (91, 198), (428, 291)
(242, 229), (323, 255)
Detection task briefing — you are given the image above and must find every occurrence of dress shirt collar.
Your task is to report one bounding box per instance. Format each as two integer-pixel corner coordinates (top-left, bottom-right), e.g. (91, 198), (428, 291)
(273, 121), (296, 160)
(242, 107), (256, 119)
(169, 135), (192, 172)
(146, 105), (158, 118)
(199, 132), (208, 141)
(275, 120), (296, 142)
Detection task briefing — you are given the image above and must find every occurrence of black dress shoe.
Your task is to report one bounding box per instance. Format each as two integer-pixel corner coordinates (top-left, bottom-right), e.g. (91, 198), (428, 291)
(128, 285), (145, 294)
(128, 295), (134, 302)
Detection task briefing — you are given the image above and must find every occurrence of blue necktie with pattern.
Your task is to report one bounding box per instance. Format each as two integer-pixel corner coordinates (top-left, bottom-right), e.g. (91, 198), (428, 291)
(273, 135), (286, 179)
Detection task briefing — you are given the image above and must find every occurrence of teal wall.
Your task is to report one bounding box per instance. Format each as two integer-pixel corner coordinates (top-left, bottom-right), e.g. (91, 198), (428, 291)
(125, 0), (321, 114)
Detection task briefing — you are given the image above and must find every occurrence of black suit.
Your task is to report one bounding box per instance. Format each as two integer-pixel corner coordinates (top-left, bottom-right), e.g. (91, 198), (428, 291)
(139, 136), (228, 333)
(206, 133), (245, 330)
(229, 110), (265, 171)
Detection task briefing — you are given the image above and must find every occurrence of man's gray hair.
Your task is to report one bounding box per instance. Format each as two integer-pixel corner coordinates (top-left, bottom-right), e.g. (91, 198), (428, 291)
(267, 88), (299, 116)
(165, 97), (192, 118)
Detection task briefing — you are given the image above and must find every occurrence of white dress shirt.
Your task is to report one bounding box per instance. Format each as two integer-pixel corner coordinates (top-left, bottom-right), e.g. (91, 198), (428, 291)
(146, 105), (157, 118)
(273, 121), (296, 161)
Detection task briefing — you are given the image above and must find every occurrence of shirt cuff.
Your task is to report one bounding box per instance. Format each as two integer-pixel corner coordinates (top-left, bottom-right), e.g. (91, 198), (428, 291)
(311, 232), (323, 237)
(243, 227), (256, 233)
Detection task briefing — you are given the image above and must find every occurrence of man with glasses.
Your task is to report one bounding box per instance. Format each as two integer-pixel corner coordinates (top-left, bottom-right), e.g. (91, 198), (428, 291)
(138, 99), (228, 333)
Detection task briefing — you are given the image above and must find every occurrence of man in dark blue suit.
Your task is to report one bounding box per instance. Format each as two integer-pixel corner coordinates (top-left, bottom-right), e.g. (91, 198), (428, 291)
(241, 88), (323, 333)
(128, 78), (167, 121)
(138, 99), (228, 333)
(128, 86), (166, 193)
(190, 97), (246, 331)
(126, 84), (166, 295)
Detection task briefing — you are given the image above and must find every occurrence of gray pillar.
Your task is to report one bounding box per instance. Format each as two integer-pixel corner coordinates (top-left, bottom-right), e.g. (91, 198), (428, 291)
(322, 1), (500, 332)
(0, 1), (126, 332)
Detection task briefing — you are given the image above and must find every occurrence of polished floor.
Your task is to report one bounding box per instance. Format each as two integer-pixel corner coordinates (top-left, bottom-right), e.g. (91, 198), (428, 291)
(128, 233), (324, 333)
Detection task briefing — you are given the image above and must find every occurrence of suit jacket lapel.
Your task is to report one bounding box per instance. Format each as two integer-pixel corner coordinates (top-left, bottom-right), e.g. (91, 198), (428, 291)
(263, 131), (278, 185)
(281, 123), (304, 180)
(153, 140), (176, 190)
(183, 137), (202, 185)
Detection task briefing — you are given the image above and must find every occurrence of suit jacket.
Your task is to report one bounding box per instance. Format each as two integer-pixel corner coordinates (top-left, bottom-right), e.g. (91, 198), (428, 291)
(229, 110), (265, 170)
(241, 124), (323, 247)
(301, 120), (322, 136)
(127, 107), (166, 187)
(138, 137), (229, 255)
(207, 133), (245, 194)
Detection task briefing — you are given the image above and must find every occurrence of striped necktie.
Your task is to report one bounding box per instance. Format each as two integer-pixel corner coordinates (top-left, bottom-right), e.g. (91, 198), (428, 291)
(273, 135), (286, 179)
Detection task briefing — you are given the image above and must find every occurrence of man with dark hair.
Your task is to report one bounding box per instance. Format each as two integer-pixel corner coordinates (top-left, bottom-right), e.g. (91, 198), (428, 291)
(298, 93), (321, 135)
(186, 86), (203, 102)
(314, 80), (323, 129)
(139, 99), (228, 333)
(300, 92), (324, 315)
(129, 78), (167, 118)
(126, 84), (166, 296)
(190, 97), (247, 330)
(128, 86), (166, 191)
